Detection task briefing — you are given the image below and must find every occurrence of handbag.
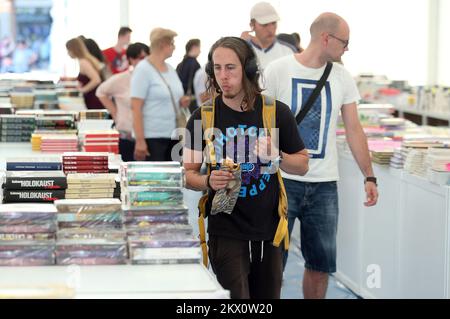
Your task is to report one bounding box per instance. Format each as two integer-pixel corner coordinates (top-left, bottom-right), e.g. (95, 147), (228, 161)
(296, 62), (333, 124)
(148, 60), (191, 128)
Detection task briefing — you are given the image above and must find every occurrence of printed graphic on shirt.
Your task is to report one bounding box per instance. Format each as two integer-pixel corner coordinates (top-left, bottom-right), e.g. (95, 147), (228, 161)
(213, 125), (272, 198)
(113, 53), (126, 70)
(292, 79), (332, 159)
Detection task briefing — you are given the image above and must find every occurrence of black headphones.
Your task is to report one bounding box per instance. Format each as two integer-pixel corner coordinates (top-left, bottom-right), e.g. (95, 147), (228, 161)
(205, 37), (259, 81)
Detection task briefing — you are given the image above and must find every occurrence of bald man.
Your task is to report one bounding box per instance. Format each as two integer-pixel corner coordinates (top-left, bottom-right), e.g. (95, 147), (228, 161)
(264, 13), (378, 299)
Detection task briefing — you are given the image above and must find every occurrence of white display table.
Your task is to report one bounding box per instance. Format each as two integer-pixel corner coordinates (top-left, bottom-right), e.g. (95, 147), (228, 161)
(0, 264), (229, 299)
(0, 142), (228, 299)
(0, 142), (41, 171)
(336, 147), (450, 298)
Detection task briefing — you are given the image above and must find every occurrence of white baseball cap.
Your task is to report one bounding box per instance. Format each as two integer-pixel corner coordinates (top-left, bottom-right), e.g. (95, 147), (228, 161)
(250, 2), (280, 24)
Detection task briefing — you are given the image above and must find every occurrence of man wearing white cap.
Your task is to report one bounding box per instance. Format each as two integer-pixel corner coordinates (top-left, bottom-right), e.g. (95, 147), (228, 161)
(243, 2), (297, 71)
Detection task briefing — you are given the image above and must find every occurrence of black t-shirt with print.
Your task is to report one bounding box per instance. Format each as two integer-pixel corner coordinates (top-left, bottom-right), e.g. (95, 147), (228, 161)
(185, 95), (305, 241)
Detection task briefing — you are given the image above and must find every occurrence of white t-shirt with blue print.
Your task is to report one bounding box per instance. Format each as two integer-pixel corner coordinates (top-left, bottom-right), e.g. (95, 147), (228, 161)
(130, 59), (184, 139)
(264, 55), (361, 182)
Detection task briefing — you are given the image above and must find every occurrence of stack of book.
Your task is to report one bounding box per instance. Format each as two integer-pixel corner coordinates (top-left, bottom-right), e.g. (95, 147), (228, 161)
(54, 238), (127, 265)
(65, 173), (117, 199)
(404, 149), (428, 177)
(368, 140), (401, 166)
(371, 150), (394, 165)
(0, 115), (35, 142)
(379, 118), (406, 131)
(33, 89), (58, 110)
(79, 110), (110, 120)
(121, 162), (200, 264)
(6, 157), (62, 171)
(10, 87), (34, 109)
(55, 85), (84, 111)
(3, 171), (67, 203)
(0, 240), (56, 266)
(125, 206), (199, 265)
(0, 203), (57, 266)
(54, 199), (126, 265)
(425, 147), (450, 172)
(31, 130), (78, 151)
(62, 152), (109, 174)
(424, 148), (450, 185)
(35, 116), (75, 131)
(79, 130), (120, 154)
(128, 233), (200, 265)
(390, 148), (404, 169)
(0, 203), (57, 241)
(29, 115), (78, 152)
(0, 103), (13, 115)
(57, 97), (86, 112)
(39, 135), (79, 153)
(121, 162), (185, 209)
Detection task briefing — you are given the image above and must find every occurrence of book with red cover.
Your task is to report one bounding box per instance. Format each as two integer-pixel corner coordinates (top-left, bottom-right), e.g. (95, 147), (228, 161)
(63, 169), (109, 174)
(83, 147), (119, 153)
(63, 160), (108, 166)
(83, 139), (119, 144)
(63, 164), (109, 170)
(62, 152), (109, 161)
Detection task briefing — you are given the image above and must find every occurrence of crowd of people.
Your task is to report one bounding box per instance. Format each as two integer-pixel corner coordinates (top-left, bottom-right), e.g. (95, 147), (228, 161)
(0, 35), (50, 73)
(61, 2), (377, 300)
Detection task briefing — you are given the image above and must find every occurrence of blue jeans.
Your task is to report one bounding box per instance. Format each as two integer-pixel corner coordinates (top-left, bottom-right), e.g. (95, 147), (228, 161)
(283, 179), (339, 273)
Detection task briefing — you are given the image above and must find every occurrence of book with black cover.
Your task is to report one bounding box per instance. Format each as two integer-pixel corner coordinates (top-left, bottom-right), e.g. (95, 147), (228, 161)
(3, 190), (66, 203)
(5, 171), (67, 189)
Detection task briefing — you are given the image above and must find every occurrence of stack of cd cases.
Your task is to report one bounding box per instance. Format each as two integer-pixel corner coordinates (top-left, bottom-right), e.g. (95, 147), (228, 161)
(120, 162), (185, 209)
(121, 162), (201, 264)
(55, 238), (127, 265)
(128, 233), (201, 265)
(125, 207), (201, 265)
(0, 204), (57, 266)
(54, 198), (123, 230)
(54, 199), (126, 265)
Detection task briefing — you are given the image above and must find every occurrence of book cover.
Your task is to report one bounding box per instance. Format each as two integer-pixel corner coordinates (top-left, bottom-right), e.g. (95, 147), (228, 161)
(5, 171), (67, 189)
(3, 190), (66, 203)
(7, 162), (63, 171)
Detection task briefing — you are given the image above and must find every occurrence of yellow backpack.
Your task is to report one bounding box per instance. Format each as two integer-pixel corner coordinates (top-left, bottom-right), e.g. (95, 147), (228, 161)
(198, 95), (289, 267)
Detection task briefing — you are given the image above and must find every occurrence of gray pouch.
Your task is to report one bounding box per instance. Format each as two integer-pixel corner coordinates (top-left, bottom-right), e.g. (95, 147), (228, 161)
(211, 161), (241, 215)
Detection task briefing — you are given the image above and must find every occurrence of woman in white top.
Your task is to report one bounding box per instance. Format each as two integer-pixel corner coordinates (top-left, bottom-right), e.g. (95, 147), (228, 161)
(131, 28), (191, 161)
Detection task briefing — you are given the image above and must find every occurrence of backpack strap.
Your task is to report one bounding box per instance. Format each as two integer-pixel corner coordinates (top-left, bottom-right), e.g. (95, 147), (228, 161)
(198, 98), (216, 267)
(262, 95), (290, 251)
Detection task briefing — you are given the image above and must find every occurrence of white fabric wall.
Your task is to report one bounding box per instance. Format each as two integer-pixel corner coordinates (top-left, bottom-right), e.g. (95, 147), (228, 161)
(48, 0), (445, 86)
(50, 0), (121, 76)
(130, 0), (430, 85)
(438, 0), (450, 86)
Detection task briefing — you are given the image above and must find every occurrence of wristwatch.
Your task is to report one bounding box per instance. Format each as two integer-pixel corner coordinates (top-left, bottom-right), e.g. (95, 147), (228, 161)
(364, 176), (377, 186)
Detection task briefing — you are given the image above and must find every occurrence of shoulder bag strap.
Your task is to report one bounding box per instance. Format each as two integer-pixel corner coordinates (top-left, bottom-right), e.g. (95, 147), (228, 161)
(148, 59), (181, 117)
(295, 61), (333, 124)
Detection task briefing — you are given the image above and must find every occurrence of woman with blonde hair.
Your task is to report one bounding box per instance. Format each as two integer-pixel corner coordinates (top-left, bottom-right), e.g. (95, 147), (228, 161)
(66, 37), (105, 109)
(131, 28), (191, 161)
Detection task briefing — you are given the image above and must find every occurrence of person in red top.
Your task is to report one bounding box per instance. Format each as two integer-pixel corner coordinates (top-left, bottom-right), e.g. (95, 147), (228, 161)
(103, 27), (132, 74)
